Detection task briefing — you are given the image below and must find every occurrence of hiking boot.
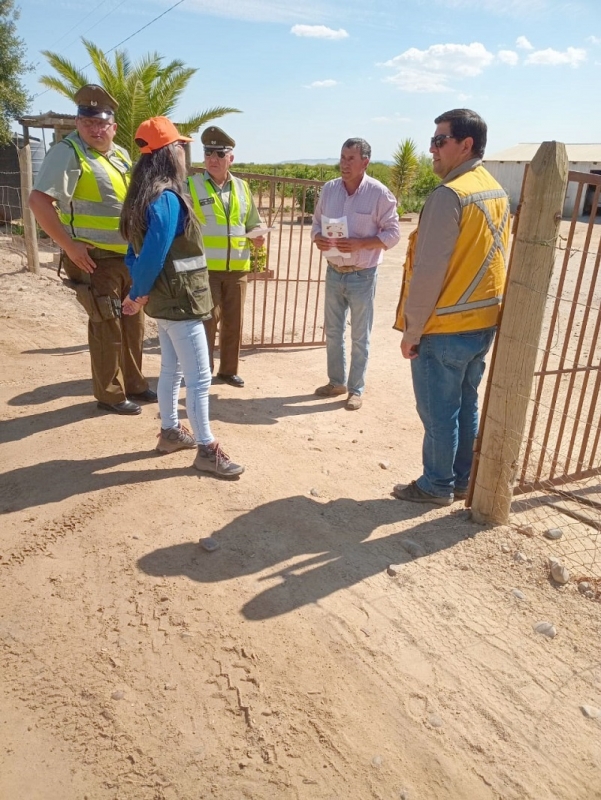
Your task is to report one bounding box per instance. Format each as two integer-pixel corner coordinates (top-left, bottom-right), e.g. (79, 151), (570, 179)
(392, 481), (453, 507)
(193, 441), (245, 479)
(454, 488), (468, 501)
(156, 424), (196, 454)
(315, 382), (347, 397)
(346, 393), (362, 411)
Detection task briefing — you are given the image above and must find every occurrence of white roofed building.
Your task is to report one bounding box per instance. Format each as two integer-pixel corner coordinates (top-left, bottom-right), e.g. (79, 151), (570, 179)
(483, 143), (601, 217)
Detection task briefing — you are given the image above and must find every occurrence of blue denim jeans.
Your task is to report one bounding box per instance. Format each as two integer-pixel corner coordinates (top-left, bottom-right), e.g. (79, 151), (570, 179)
(156, 318), (214, 446)
(324, 265), (377, 396)
(411, 329), (496, 499)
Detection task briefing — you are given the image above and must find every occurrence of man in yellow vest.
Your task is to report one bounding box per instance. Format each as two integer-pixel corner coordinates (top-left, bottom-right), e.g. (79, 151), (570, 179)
(188, 127), (264, 388)
(393, 108), (509, 506)
(29, 84), (155, 415)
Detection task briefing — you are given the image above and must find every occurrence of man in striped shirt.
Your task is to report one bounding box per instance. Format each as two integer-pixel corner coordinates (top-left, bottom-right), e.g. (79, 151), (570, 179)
(311, 138), (400, 410)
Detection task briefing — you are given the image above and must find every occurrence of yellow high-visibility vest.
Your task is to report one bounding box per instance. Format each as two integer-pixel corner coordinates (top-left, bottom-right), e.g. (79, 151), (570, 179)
(394, 165), (509, 335)
(188, 173), (252, 271)
(58, 133), (131, 254)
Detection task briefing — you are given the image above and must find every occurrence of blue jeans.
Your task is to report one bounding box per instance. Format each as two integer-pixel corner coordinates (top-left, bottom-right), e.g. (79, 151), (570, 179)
(324, 265), (377, 396)
(411, 329), (496, 498)
(156, 318), (214, 446)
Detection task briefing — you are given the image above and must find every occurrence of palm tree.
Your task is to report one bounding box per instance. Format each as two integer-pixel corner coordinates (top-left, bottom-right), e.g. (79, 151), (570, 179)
(390, 138), (419, 203)
(40, 38), (240, 157)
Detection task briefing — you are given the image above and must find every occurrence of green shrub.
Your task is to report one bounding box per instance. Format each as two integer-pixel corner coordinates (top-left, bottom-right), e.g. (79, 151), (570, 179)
(250, 244), (267, 272)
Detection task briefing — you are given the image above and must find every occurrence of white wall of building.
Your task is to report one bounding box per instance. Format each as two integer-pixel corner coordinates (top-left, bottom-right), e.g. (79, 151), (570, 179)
(484, 158), (601, 217)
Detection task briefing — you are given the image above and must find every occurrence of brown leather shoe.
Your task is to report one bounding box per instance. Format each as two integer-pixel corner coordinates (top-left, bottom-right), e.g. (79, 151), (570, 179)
(392, 481), (453, 506)
(315, 382), (347, 397)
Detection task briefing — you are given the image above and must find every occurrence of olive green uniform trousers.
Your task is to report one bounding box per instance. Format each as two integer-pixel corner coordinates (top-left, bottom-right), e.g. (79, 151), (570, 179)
(204, 270), (248, 376)
(62, 249), (149, 405)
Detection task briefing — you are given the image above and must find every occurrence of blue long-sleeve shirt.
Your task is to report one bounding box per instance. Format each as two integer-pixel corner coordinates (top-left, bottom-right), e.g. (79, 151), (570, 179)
(125, 190), (186, 300)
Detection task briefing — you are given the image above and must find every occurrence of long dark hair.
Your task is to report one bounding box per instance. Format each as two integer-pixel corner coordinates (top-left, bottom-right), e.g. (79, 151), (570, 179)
(119, 142), (201, 252)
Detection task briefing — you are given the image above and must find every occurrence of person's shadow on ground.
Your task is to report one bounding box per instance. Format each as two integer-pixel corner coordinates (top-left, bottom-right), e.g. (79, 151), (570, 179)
(137, 495), (477, 620)
(2, 380), (342, 445)
(0, 450), (183, 513)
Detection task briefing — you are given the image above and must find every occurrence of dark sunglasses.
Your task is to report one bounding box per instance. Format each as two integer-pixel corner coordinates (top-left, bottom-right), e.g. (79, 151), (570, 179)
(204, 148), (230, 159)
(430, 134), (455, 149)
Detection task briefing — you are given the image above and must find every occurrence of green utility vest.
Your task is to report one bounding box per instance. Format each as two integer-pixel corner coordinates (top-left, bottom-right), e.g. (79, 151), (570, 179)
(59, 132), (131, 254)
(188, 173), (252, 271)
(144, 215), (212, 322)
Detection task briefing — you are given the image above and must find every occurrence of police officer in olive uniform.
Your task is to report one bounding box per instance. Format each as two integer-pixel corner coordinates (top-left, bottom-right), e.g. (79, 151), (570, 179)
(30, 84), (156, 414)
(188, 126), (265, 388)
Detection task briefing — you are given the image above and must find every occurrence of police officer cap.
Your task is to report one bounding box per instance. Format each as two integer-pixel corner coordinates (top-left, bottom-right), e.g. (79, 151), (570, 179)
(201, 126), (235, 150)
(74, 84), (118, 120)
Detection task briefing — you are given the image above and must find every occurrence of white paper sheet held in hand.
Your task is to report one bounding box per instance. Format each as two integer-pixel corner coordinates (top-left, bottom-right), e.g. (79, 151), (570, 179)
(322, 216), (351, 259)
(244, 226), (276, 239)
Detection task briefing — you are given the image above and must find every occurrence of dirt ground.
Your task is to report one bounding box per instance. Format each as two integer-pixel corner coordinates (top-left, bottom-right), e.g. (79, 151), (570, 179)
(1, 224), (600, 800)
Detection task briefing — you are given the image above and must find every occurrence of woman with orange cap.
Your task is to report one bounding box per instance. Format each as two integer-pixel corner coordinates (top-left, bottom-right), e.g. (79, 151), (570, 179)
(120, 116), (244, 479)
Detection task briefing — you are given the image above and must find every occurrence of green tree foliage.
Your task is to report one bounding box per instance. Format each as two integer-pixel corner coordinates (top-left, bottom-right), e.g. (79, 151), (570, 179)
(40, 38), (240, 158)
(366, 162), (391, 186)
(224, 157), (437, 215)
(0, 0), (31, 145)
(390, 138), (419, 202)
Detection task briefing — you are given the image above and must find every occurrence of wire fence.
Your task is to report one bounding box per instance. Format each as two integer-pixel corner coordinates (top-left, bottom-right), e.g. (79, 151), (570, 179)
(492, 177), (601, 595)
(0, 178), (59, 272)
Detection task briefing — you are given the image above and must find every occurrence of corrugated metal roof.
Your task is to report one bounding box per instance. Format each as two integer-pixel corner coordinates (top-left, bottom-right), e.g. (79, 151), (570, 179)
(485, 143), (601, 163)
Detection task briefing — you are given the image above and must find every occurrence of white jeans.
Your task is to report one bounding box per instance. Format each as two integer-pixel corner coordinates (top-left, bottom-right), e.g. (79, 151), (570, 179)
(156, 318), (214, 446)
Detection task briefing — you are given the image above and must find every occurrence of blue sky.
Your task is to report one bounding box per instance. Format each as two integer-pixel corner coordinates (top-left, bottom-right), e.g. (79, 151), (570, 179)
(14, 0), (601, 163)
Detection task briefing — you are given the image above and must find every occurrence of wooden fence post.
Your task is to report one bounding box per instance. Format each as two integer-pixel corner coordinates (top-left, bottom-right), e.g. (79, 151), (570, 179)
(471, 141), (569, 525)
(18, 143), (40, 275)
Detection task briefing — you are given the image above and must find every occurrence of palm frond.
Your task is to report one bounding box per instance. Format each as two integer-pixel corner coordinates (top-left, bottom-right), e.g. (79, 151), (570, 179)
(40, 39), (242, 160)
(39, 51), (88, 96)
(177, 107), (242, 135)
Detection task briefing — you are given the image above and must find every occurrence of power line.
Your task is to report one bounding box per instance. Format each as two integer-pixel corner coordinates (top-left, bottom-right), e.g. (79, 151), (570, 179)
(61, 0), (131, 55)
(31, 0), (187, 101)
(105, 0), (186, 55)
(45, 0), (114, 50)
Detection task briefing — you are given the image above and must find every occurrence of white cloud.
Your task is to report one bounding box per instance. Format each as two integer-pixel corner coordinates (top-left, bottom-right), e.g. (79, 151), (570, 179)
(526, 47), (586, 67)
(291, 24), (348, 40)
(384, 68), (451, 93)
(381, 42), (494, 93)
(587, 35), (601, 45)
(516, 35), (534, 50)
(305, 79), (339, 88)
(498, 49), (519, 65)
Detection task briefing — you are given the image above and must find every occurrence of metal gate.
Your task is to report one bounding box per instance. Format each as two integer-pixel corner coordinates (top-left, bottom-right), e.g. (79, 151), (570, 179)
(475, 169), (601, 498)
(190, 168), (327, 348)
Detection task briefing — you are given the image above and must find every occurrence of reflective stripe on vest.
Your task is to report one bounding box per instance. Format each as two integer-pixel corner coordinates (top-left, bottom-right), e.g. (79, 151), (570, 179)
(58, 134), (131, 254)
(188, 174), (251, 271)
(436, 189), (509, 317)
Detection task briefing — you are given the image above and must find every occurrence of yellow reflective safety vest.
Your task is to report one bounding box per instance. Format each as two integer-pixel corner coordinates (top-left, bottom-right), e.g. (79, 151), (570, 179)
(188, 173), (252, 271)
(58, 132), (131, 254)
(394, 165), (509, 335)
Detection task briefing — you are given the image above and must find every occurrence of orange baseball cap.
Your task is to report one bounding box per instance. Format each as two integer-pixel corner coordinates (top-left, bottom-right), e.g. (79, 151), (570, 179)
(134, 116), (193, 154)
